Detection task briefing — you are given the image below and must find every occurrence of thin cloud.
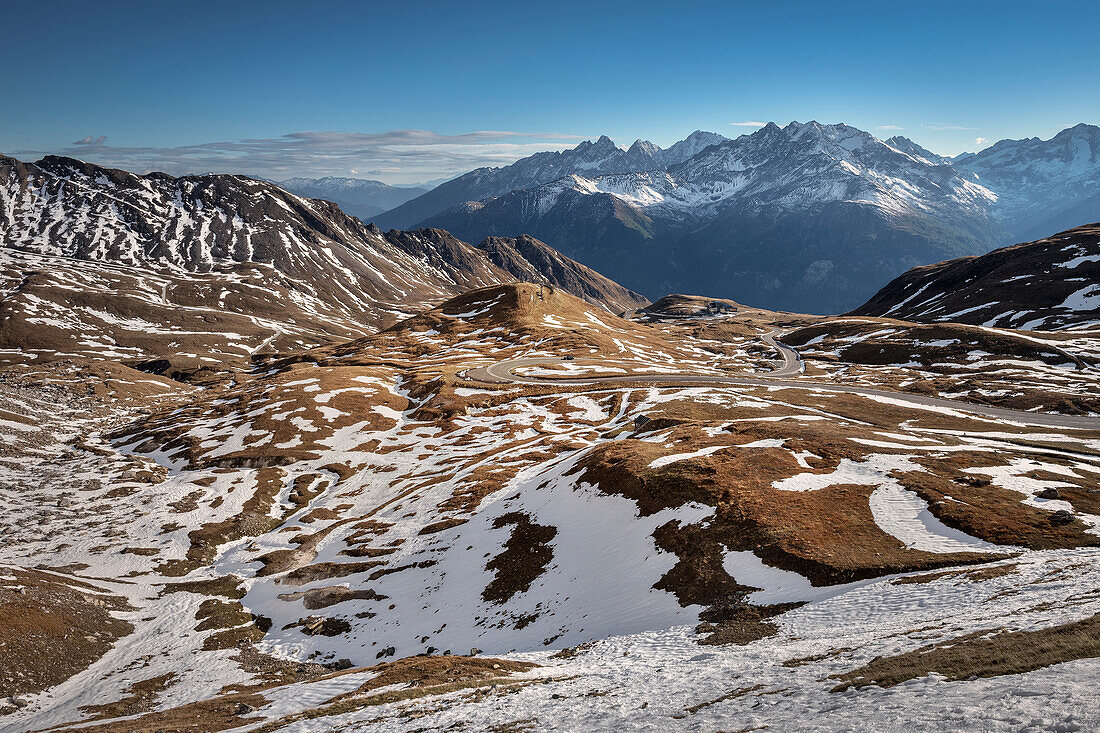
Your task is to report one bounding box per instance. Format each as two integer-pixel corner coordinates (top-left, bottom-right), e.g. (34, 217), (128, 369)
(18, 129), (588, 184)
(877, 125), (904, 131)
(922, 123), (976, 131)
(730, 121), (767, 127)
(975, 137), (989, 146)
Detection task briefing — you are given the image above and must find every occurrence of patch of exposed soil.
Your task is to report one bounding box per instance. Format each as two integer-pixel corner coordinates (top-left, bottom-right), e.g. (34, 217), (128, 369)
(482, 512), (558, 604)
(277, 586), (387, 610)
(695, 603), (803, 646)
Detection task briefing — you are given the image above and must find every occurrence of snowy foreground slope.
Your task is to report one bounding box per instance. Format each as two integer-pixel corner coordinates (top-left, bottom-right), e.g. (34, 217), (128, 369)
(3, 283), (1100, 731)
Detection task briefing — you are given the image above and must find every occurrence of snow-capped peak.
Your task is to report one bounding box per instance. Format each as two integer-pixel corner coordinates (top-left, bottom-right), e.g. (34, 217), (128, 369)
(515, 120), (999, 226)
(655, 130), (730, 167)
(628, 139), (660, 158)
(883, 136), (950, 166)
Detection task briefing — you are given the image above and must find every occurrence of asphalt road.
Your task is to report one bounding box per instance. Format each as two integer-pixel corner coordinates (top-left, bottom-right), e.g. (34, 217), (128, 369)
(464, 334), (1100, 431)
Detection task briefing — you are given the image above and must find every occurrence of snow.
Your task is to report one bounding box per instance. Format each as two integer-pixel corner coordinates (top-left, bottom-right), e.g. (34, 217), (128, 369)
(1056, 251), (1100, 269)
(723, 550), (872, 604)
(869, 486), (1009, 553)
(649, 445), (729, 468)
(1058, 285), (1100, 312)
(771, 454), (922, 492)
(253, 548), (1100, 732)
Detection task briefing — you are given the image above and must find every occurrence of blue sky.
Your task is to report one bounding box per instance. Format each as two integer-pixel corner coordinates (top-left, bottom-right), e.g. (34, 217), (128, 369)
(2, 0), (1098, 183)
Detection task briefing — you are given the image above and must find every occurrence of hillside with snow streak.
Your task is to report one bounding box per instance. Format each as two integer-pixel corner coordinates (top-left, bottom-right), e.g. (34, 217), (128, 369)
(0, 154), (646, 370)
(853, 223), (1100, 331)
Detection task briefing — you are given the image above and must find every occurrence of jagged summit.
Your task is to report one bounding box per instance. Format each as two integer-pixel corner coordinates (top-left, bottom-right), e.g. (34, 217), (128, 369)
(574, 135), (619, 159)
(371, 129), (730, 229)
(654, 130), (729, 167)
(883, 135), (950, 165)
(628, 139), (661, 158)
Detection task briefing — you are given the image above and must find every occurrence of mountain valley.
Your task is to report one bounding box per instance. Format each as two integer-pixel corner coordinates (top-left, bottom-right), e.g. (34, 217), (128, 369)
(9, 2), (1100, 730)
(3, 204), (1100, 729)
(277, 178), (428, 222)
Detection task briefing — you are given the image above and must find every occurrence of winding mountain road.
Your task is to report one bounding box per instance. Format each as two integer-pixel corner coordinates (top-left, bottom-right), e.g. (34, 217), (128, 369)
(465, 331), (1100, 431)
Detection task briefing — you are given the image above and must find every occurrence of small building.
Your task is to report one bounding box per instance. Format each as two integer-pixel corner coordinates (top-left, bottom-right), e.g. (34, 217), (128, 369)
(705, 300), (735, 314)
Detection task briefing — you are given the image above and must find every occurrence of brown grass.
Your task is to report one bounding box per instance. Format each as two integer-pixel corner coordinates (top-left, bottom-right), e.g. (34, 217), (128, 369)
(78, 673), (177, 721)
(0, 568), (133, 698)
(832, 612), (1100, 691)
(249, 655), (539, 731)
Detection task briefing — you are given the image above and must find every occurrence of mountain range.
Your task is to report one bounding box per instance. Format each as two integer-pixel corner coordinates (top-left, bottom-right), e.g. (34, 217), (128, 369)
(372, 130), (729, 231)
(373, 122), (1099, 313)
(0, 154), (646, 375)
(277, 176), (428, 220)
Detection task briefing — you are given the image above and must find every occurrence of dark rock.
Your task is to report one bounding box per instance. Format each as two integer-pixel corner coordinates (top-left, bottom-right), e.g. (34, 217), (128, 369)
(1037, 487), (1061, 500)
(1051, 509), (1075, 525)
(301, 616), (351, 636)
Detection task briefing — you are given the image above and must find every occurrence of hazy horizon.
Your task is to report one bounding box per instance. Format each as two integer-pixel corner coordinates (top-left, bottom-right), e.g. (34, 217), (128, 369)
(3, 0), (1098, 184)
